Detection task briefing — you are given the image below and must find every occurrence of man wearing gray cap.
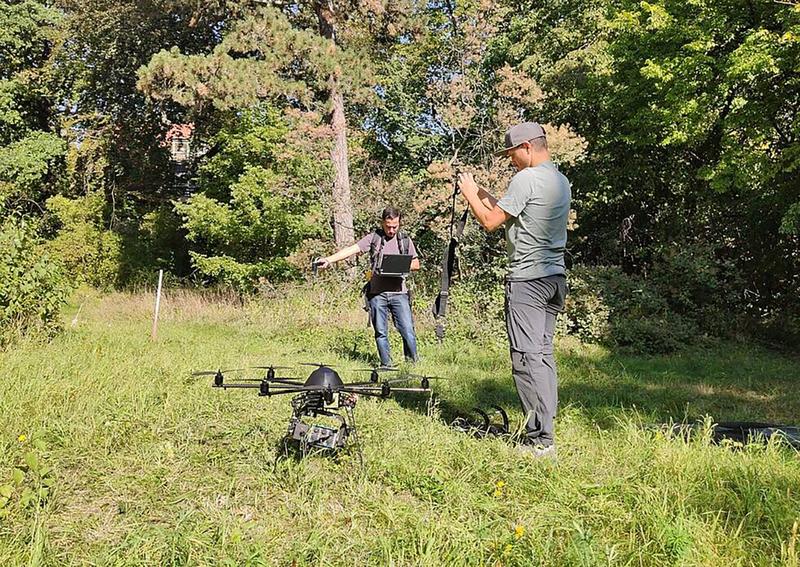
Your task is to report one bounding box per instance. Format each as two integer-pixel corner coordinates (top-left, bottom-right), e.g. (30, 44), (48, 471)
(457, 122), (571, 458)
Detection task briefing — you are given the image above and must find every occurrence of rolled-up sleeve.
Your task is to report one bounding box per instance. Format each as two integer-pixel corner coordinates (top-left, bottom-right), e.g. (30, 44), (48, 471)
(356, 233), (373, 253)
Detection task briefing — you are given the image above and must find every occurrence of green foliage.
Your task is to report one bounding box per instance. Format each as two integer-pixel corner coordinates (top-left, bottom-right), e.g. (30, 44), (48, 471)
(176, 106), (323, 292)
(489, 0), (800, 345)
(188, 252), (297, 294)
(566, 265), (701, 353)
(0, 1), (61, 81)
(0, 219), (70, 347)
(44, 194), (123, 288)
(136, 3), (379, 112)
(0, 131), (66, 209)
(0, 1), (66, 214)
(1, 434), (54, 516)
(780, 201), (800, 235)
(564, 242), (746, 353)
(0, 0), (795, 355)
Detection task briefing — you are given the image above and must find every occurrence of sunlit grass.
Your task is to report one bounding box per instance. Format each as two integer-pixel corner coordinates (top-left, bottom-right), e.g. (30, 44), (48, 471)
(1, 288), (798, 566)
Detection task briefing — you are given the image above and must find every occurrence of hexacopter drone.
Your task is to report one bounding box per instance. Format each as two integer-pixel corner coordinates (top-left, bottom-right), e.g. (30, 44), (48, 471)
(193, 363), (435, 457)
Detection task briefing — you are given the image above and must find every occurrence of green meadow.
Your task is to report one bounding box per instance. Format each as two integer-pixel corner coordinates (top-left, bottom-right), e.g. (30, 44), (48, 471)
(1, 288), (798, 566)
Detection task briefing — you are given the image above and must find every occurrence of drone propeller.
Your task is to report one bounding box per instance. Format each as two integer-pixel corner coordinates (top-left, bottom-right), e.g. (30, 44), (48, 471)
(300, 362), (336, 368)
(350, 373), (444, 389)
(405, 373), (445, 381)
(404, 373), (446, 389)
(353, 366), (399, 383)
(249, 365), (295, 381)
(191, 368), (247, 377)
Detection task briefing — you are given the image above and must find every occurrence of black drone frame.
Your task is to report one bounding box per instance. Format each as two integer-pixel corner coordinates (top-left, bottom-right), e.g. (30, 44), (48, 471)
(202, 364), (434, 459)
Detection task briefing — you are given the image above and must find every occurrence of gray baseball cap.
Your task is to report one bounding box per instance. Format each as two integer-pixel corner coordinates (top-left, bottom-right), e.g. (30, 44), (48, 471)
(494, 122), (546, 155)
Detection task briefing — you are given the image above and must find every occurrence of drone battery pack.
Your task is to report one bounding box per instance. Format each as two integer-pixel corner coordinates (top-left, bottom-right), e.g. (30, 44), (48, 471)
(375, 253), (412, 277)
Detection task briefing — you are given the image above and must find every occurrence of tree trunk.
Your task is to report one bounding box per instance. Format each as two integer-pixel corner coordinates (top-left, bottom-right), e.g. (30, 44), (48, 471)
(329, 85), (355, 247)
(315, 0), (355, 249)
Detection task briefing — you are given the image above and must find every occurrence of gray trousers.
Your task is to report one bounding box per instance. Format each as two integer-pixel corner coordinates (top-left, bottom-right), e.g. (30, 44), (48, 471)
(505, 275), (567, 447)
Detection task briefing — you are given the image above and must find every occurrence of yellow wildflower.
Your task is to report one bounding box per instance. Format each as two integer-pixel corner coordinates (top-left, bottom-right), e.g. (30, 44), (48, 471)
(495, 480), (506, 489)
(17, 434), (26, 443)
(514, 525), (525, 540)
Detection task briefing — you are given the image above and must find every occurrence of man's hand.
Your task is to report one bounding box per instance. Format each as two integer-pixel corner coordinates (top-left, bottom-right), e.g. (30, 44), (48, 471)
(456, 171), (510, 232)
(316, 257), (331, 270)
(457, 172), (478, 197)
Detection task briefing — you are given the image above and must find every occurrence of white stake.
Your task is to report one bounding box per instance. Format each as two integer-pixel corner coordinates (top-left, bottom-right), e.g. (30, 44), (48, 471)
(151, 269), (164, 341)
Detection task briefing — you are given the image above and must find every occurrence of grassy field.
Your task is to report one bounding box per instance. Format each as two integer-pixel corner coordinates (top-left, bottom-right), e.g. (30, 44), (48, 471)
(1, 286), (799, 566)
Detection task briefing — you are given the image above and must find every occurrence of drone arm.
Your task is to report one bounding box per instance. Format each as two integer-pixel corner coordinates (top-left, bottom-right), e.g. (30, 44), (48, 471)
(219, 382), (311, 397)
(342, 385), (431, 397)
(269, 378), (306, 386)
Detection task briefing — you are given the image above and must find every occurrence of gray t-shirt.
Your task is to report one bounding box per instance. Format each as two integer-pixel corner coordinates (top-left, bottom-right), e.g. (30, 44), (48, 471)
(496, 161), (571, 281)
(356, 232), (418, 294)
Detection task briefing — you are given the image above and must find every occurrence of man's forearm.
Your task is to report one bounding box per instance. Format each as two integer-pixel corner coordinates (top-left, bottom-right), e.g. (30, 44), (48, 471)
(476, 188), (498, 211)
(326, 244), (361, 263)
(457, 171), (509, 231)
(464, 189), (493, 229)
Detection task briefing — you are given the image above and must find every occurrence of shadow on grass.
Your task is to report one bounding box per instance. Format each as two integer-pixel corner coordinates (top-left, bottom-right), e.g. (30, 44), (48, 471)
(325, 321), (800, 428)
(557, 345), (800, 425)
(272, 435), (365, 469)
(392, 340), (800, 428)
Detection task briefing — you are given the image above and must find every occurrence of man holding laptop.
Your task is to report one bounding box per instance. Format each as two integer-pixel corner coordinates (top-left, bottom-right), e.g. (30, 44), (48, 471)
(316, 207), (420, 366)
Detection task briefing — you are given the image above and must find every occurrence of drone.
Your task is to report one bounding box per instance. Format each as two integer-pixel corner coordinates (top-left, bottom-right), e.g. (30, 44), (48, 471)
(194, 363), (436, 458)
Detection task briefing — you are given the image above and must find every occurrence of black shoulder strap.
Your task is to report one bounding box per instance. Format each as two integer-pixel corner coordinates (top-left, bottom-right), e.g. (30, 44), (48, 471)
(398, 231), (410, 255)
(369, 230), (384, 268)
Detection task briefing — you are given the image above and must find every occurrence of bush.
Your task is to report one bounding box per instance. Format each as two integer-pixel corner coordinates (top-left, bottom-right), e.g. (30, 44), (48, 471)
(176, 105), (324, 292)
(565, 265), (701, 353)
(0, 219), (70, 346)
(564, 243), (746, 353)
(44, 194), (123, 288)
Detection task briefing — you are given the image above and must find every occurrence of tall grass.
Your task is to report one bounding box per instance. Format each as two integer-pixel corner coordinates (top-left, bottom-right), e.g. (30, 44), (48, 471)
(0, 287), (798, 566)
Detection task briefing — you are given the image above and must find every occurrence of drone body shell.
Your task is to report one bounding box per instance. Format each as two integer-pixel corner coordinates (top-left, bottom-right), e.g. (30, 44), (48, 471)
(304, 366), (344, 389)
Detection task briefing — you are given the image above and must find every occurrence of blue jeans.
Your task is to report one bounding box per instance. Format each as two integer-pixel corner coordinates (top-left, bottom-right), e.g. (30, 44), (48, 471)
(368, 292), (418, 366)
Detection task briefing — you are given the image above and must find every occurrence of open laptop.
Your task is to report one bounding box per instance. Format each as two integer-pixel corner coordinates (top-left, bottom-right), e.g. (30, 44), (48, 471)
(375, 254), (412, 277)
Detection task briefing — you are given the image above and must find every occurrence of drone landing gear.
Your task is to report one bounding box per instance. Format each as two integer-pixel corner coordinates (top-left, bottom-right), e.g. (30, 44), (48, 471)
(281, 392), (364, 465)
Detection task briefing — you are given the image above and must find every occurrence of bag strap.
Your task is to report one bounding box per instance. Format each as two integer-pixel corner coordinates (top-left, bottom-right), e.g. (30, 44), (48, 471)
(368, 230), (384, 269)
(398, 231), (410, 255)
